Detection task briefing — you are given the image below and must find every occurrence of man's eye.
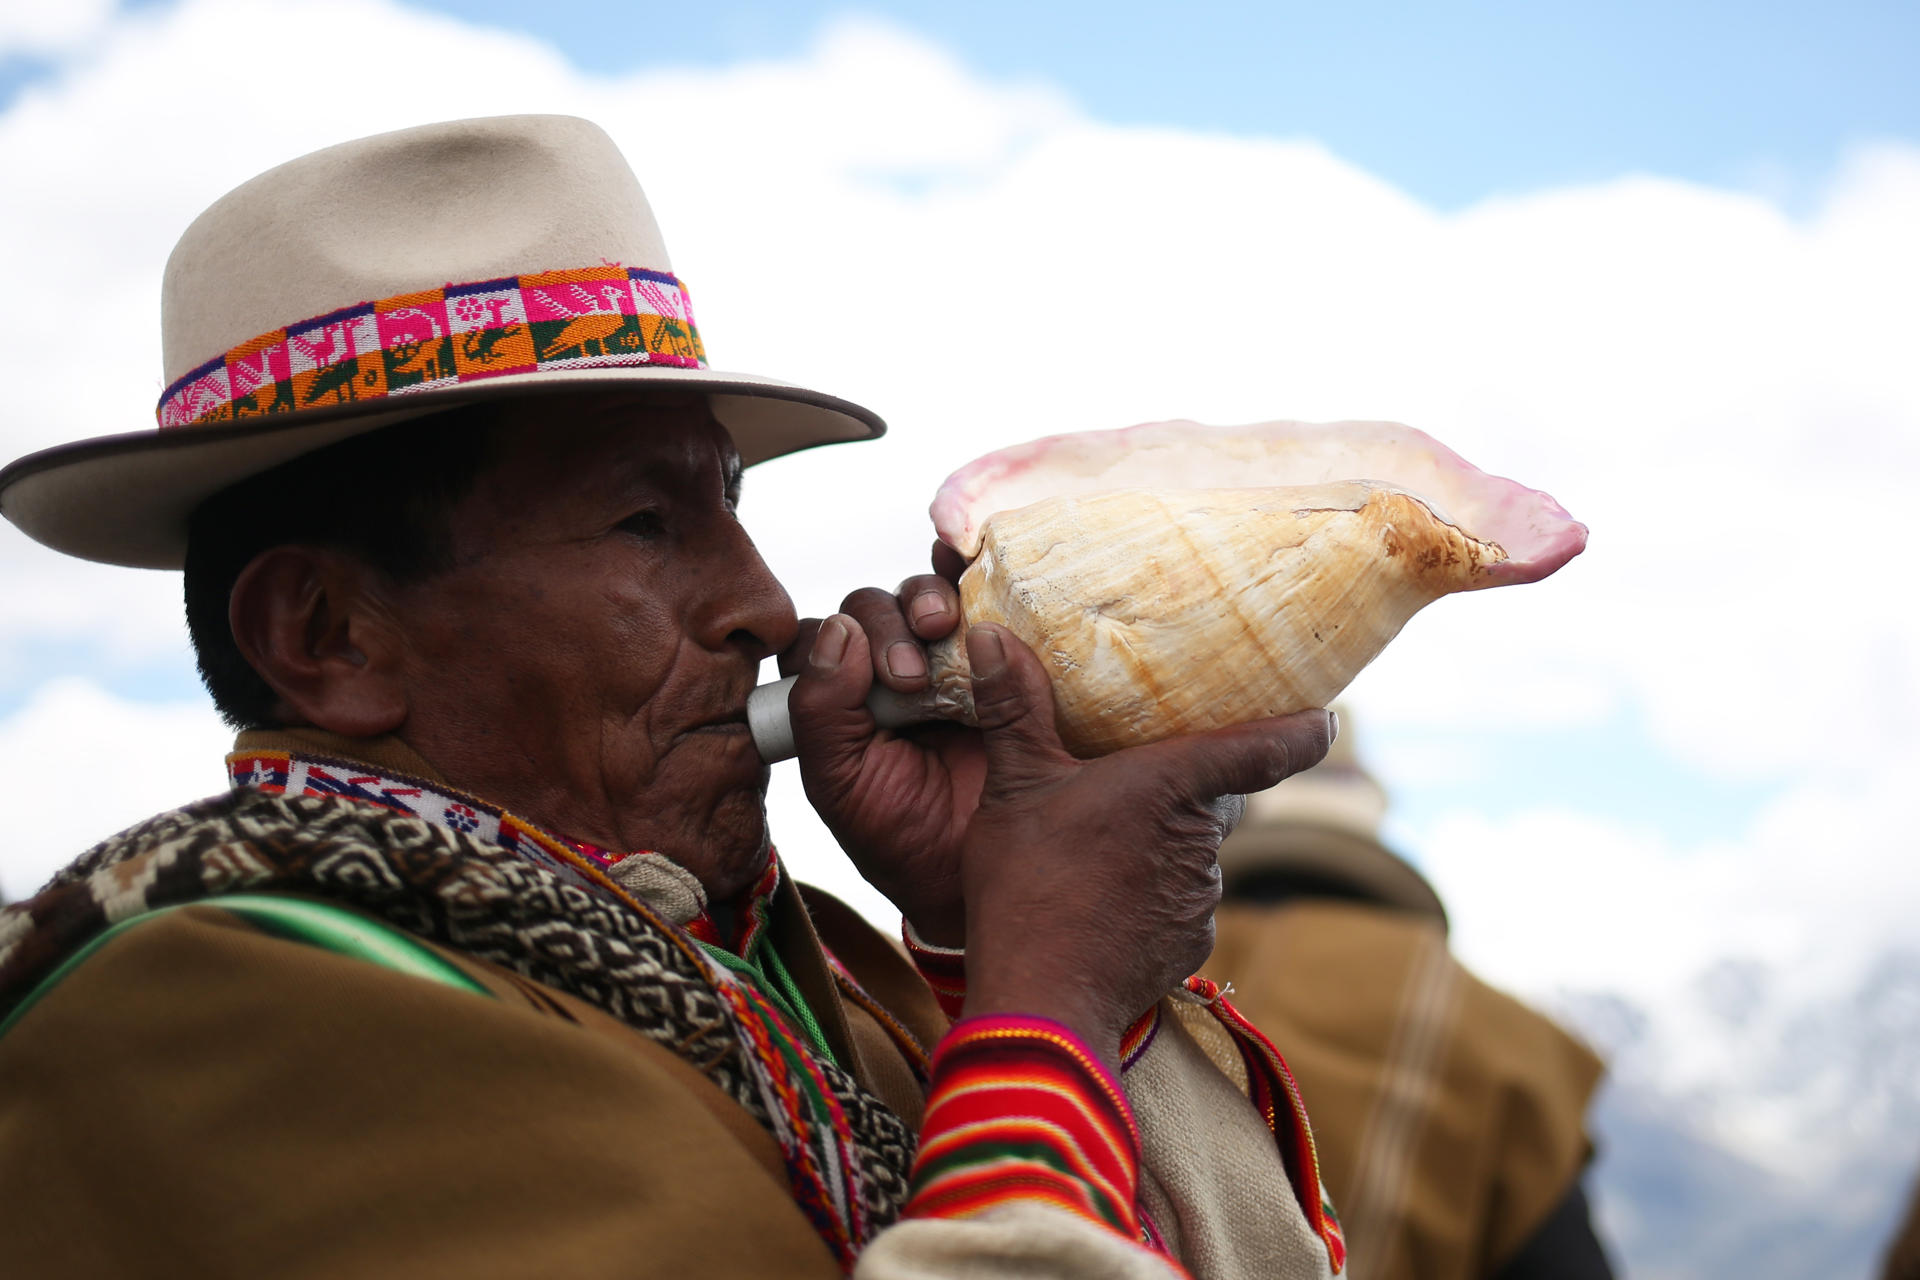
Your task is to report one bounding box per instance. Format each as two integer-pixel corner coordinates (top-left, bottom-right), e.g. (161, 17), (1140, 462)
(618, 510), (666, 538)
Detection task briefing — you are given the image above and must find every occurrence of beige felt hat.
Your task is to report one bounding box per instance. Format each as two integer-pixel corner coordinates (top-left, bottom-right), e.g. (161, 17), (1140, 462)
(0, 114), (884, 569)
(1219, 706), (1449, 927)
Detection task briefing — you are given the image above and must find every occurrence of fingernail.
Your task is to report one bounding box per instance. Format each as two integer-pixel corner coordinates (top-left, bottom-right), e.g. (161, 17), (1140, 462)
(909, 591), (948, 629)
(1328, 710), (1340, 743)
(812, 616), (850, 669)
(886, 641), (927, 681)
(966, 626), (1005, 678)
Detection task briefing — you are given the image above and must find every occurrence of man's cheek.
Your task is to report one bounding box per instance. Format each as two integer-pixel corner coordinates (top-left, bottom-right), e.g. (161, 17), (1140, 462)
(706, 783), (770, 833)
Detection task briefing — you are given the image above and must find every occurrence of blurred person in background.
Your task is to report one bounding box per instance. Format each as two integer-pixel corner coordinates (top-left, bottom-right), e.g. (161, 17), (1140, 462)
(1882, 1171), (1920, 1280)
(1206, 709), (1612, 1280)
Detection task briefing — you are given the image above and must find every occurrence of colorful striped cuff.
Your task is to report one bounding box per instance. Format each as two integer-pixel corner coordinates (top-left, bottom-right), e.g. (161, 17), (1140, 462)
(901, 921), (967, 1019)
(904, 1014), (1144, 1239)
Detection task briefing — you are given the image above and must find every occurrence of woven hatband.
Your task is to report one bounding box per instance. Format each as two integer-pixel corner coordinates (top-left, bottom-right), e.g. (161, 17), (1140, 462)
(158, 265), (706, 429)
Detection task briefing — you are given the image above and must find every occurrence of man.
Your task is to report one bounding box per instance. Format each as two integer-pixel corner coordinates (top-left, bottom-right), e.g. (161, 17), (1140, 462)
(0, 115), (1343, 1278)
(1205, 710), (1612, 1280)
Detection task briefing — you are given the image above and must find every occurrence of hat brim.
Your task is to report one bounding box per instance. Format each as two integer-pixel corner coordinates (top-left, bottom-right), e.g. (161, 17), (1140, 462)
(0, 365), (883, 569)
(1218, 821), (1449, 929)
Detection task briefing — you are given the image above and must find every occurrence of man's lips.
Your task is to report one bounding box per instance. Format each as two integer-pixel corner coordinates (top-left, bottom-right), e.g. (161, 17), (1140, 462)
(670, 701), (766, 784)
(683, 706), (751, 736)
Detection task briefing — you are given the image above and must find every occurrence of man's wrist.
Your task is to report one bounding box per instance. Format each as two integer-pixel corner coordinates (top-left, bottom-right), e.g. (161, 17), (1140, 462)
(863, 863), (964, 949)
(900, 908), (965, 950)
(961, 981), (1124, 1077)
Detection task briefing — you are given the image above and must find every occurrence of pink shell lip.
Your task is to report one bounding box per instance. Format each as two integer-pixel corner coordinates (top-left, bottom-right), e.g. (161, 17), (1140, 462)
(930, 418), (1588, 591)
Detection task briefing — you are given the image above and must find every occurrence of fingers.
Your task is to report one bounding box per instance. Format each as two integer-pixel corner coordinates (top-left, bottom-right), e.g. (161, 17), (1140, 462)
(788, 614), (883, 795)
(790, 613), (874, 705)
(792, 568), (965, 690)
(965, 624), (1073, 790)
(930, 539), (969, 584)
(895, 573), (962, 641)
(777, 617), (824, 678)
(838, 586), (932, 694)
(1134, 709), (1335, 803)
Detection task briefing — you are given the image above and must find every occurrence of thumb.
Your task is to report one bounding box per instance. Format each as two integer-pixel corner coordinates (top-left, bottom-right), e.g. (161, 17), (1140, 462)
(1133, 709), (1335, 804)
(966, 624), (1073, 790)
(788, 614), (880, 794)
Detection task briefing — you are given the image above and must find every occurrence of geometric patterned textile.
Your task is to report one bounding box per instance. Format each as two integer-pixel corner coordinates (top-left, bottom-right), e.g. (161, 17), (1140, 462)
(0, 781), (910, 1272)
(228, 749), (771, 954)
(158, 265), (705, 429)
(227, 748), (636, 881)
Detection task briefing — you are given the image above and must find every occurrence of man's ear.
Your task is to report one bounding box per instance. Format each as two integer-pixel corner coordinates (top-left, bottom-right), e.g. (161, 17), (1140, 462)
(228, 547), (409, 736)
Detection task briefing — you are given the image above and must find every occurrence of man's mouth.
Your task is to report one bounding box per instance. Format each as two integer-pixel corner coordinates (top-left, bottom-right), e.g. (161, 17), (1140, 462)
(685, 707), (751, 735)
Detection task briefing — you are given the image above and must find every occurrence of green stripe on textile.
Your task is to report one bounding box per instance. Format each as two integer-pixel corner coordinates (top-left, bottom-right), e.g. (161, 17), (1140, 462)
(0, 893), (489, 1038)
(696, 938), (840, 1069)
(915, 1139), (1126, 1229)
(211, 894), (491, 995)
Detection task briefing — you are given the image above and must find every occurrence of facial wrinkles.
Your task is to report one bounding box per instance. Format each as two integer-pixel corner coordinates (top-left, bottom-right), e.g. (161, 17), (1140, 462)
(602, 635), (680, 852)
(387, 399), (785, 893)
(576, 419), (766, 861)
(602, 506), (764, 861)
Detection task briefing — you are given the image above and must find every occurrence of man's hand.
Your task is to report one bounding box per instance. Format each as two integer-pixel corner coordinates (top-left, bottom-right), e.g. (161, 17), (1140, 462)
(784, 557), (980, 946)
(784, 554), (1332, 1066)
(953, 624), (1333, 1069)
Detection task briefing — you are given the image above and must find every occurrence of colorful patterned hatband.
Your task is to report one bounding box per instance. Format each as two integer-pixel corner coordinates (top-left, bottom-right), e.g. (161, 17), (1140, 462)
(158, 265), (707, 429)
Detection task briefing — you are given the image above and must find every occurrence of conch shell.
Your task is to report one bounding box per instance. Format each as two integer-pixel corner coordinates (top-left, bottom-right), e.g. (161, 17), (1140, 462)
(918, 419), (1586, 757)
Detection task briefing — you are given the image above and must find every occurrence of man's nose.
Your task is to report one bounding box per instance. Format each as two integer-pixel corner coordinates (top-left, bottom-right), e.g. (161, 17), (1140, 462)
(695, 521), (798, 661)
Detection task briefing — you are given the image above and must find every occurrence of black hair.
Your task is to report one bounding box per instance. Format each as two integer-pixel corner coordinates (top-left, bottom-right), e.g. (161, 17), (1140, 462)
(182, 403), (500, 730)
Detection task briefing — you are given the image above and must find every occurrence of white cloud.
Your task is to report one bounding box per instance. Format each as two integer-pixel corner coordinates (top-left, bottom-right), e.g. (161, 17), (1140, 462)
(1419, 758), (1920, 1006)
(1, 2), (1917, 1166)
(0, 678), (230, 901)
(0, 0), (116, 56)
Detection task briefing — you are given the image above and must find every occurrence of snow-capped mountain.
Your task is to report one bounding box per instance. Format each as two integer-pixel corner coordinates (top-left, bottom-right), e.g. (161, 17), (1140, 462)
(1552, 949), (1920, 1279)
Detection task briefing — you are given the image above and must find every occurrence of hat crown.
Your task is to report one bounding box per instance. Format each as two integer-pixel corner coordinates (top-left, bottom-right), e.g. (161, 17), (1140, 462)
(1242, 703), (1387, 838)
(161, 115), (671, 384)
(0, 114), (880, 571)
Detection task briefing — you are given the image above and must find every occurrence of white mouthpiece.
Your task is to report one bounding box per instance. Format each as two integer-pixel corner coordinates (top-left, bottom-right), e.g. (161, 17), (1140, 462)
(747, 675), (954, 762)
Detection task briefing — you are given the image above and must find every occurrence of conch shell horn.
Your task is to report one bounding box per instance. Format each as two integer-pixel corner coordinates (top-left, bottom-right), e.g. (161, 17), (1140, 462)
(747, 419), (1585, 762)
(919, 419), (1587, 757)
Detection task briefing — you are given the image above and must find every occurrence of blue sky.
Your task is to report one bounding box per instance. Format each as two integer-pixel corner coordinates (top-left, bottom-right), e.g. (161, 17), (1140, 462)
(9, 2), (1917, 206)
(433, 2), (1920, 202)
(139, 1), (1920, 208)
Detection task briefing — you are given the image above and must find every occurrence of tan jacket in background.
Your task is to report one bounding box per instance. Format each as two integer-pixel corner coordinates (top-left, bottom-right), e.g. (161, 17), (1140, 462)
(1209, 901), (1604, 1280)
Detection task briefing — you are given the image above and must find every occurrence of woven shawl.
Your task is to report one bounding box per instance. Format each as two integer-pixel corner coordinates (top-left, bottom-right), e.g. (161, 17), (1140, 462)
(0, 788), (916, 1269)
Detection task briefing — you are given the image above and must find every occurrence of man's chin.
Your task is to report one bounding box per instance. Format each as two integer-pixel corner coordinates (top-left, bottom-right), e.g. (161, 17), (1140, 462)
(676, 795), (774, 903)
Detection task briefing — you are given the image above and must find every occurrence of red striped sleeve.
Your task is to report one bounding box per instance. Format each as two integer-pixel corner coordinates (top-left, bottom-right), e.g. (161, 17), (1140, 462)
(904, 1014), (1144, 1239)
(902, 922), (967, 1019)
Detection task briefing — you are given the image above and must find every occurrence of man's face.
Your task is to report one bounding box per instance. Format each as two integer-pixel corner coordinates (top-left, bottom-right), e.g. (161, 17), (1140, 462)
(384, 392), (799, 901)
